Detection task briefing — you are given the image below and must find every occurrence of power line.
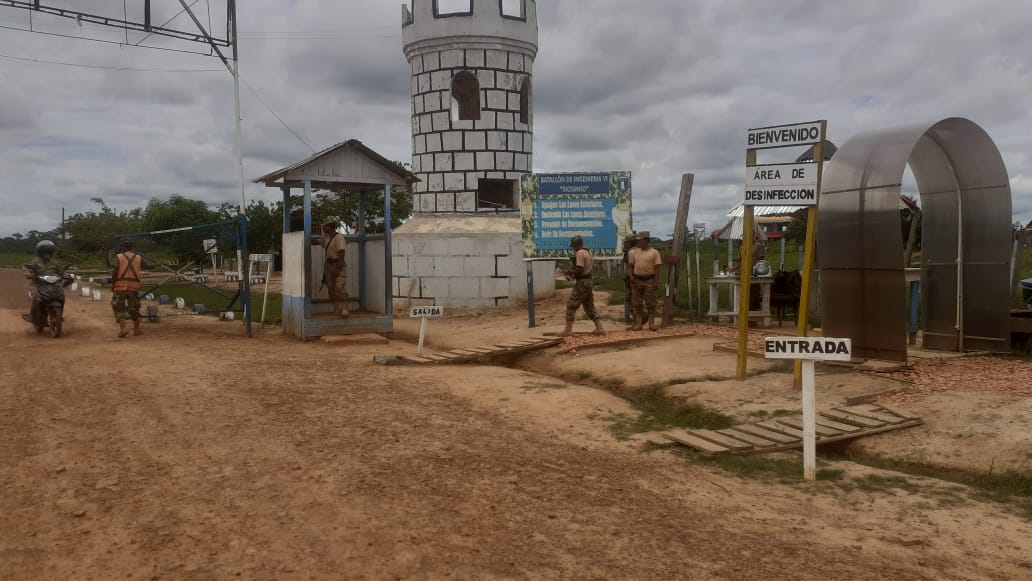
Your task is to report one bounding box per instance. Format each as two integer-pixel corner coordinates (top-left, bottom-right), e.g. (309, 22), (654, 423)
(0, 50), (222, 72)
(241, 79), (315, 153)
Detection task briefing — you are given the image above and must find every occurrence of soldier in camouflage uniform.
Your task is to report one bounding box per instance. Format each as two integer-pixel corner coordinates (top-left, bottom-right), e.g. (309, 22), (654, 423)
(628, 231), (663, 331)
(558, 236), (606, 336)
(22, 240), (64, 327)
(111, 240), (160, 337)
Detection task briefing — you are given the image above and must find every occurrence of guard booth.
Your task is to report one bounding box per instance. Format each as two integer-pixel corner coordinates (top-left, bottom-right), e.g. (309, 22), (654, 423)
(255, 140), (418, 339)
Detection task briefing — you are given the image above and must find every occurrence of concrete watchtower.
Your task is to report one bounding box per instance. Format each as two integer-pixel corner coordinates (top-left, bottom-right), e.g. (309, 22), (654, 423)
(392, 1), (553, 309)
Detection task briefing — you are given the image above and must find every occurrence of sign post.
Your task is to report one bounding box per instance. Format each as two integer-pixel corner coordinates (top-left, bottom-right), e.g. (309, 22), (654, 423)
(410, 305), (444, 355)
(764, 336), (852, 480)
(739, 121), (826, 379)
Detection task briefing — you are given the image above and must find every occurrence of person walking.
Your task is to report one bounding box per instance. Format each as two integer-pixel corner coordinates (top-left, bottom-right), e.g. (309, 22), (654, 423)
(628, 231), (663, 331)
(558, 235), (606, 336)
(320, 220), (349, 318)
(111, 240), (159, 338)
(621, 233), (637, 328)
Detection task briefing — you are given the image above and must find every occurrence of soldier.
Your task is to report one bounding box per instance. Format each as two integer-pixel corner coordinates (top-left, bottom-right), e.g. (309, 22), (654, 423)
(559, 235), (606, 336)
(111, 240), (160, 338)
(22, 240), (63, 327)
(320, 220), (349, 318)
(621, 233), (637, 328)
(628, 231), (663, 331)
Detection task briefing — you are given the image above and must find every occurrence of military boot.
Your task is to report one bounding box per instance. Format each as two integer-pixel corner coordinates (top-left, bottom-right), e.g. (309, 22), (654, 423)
(648, 312), (658, 332)
(133, 320), (142, 336)
(592, 318), (608, 336)
(630, 313), (642, 331)
(118, 319), (131, 338)
(557, 320), (575, 337)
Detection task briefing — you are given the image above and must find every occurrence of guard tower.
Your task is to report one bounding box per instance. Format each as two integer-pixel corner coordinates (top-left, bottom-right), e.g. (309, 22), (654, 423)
(393, 0), (554, 309)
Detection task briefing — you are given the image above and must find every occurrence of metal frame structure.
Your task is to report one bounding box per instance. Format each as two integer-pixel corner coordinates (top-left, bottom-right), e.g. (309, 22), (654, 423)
(255, 140), (418, 339)
(2, 1), (253, 335)
(115, 218), (253, 335)
(819, 117), (1012, 361)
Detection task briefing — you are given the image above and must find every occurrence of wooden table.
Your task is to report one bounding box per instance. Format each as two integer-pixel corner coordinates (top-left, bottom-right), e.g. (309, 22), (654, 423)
(706, 276), (773, 326)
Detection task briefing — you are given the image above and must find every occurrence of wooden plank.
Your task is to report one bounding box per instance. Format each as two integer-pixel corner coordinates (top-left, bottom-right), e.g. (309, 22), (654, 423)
(449, 350), (480, 356)
(717, 428), (777, 448)
(778, 417), (844, 437)
(735, 419), (923, 456)
(733, 424), (799, 445)
(756, 420), (807, 440)
(834, 406), (905, 425)
(853, 403), (918, 421)
(820, 409), (885, 428)
(814, 417), (863, 433)
(662, 430), (730, 454)
(691, 429), (753, 451)
(419, 354), (448, 361)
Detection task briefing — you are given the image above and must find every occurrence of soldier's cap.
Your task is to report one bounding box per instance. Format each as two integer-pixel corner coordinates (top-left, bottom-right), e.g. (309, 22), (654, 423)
(637, 231), (651, 240)
(569, 235), (583, 246)
(322, 219), (337, 228)
(623, 233), (637, 243)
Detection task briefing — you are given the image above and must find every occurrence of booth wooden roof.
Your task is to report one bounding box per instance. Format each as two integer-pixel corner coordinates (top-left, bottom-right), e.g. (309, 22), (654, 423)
(254, 139), (419, 191)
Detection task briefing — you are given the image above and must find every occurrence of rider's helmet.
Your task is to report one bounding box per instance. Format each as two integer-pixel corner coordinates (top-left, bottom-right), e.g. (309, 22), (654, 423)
(35, 240), (56, 261)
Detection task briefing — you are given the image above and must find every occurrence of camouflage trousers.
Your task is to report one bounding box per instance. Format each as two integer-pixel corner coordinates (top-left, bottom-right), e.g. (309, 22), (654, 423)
(565, 278), (598, 322)
(630, 275), (658, 321)
(324, 262), (349, 314)
(111, 290), (141, 323)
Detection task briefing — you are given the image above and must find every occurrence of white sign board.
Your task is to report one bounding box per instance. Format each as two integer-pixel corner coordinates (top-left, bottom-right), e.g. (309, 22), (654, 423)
(203, 238), (218, 254)
(250, 254), (273, 263)
(745, 162), (819, 206)
(747, 121), (823, 150)
(409, 306), (444, 318)
(764, 337), (852, 361)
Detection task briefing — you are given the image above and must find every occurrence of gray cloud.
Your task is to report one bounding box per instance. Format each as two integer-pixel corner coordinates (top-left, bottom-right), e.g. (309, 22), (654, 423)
(0, 0), (1029, 239)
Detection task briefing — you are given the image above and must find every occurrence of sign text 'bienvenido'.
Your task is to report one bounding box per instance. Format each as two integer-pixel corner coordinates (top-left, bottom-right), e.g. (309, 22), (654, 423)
(763, 337), (852, 361)
(747, 121), (823, 150)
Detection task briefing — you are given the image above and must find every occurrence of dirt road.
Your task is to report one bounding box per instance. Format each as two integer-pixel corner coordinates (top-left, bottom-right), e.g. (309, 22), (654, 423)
(1, 269), (1029, 580)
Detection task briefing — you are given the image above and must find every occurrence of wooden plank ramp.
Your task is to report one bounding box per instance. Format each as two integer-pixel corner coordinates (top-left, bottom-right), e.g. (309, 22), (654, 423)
(375, 337), (563, 365)
(662, 404), (921, 455)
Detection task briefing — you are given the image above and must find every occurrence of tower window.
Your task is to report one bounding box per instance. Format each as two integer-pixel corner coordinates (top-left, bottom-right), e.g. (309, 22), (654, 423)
(451, 71), (481, 121)
(519, 77), (531, 124)
(478, 178), (517, 210)
(434, 0), (473, 17)
(501, 0), (526, 19)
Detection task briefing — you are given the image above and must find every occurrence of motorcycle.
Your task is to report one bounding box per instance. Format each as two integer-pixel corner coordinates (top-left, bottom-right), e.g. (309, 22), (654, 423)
(23, 267), (75, 338)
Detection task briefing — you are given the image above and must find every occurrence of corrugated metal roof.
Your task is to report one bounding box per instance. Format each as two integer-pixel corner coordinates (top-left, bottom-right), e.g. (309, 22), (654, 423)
(716, 216), (768, 241)
(727, 203), (807, 218)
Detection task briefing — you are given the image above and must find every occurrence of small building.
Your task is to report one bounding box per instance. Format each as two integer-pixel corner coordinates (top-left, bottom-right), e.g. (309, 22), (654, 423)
(255, 140), (418, 339)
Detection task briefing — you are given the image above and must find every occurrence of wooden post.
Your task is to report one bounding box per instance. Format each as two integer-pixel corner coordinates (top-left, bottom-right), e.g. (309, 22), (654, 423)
(663, 174), (694, 327)
(737, 153), (757, 378)
(793, 122), (827, 387)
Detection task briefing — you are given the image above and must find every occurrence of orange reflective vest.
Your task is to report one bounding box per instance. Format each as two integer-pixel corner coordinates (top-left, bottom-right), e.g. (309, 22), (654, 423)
(113, 251), (143, 293)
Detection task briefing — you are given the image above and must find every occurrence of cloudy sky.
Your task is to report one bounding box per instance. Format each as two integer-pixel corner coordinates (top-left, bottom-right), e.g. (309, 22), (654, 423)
(1, 0), (1030, 238)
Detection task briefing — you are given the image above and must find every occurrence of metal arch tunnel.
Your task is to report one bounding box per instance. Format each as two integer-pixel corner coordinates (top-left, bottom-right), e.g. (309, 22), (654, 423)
(818, 117), (1012, 361)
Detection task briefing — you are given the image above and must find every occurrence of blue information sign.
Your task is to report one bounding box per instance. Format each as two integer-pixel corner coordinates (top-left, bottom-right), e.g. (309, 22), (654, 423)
(520, 172), (633, 258)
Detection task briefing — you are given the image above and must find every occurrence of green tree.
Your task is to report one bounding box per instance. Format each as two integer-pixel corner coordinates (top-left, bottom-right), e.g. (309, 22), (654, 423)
(142, 195), (217, 263)
(63, 198), (144, 261)
(312, 187), (412, 234)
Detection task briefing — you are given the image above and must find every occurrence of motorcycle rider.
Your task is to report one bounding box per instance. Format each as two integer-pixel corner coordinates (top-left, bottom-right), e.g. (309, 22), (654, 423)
(22, 240), (64, 326)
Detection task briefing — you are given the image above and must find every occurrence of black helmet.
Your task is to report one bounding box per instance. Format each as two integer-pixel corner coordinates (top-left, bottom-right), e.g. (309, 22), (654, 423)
(35, 240), (55, 259)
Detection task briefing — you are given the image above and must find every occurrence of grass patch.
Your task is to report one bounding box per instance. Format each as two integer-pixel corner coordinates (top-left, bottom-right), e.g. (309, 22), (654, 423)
(832, 453), (1032, 519)
(676, 451), (845, 483)
(853, 474), (917, 493)
(610, 384), (735, 436)
(150, 282), (282, 325)
(745, 408), (797, 419)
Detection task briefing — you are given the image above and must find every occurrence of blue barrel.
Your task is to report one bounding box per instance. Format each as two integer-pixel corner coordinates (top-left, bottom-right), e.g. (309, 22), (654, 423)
(193, 304), (207, 314)
(159, 295), (170, 305)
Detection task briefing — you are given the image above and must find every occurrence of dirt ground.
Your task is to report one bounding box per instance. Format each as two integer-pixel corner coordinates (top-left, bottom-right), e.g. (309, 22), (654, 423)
(2, 270), (1031, 580)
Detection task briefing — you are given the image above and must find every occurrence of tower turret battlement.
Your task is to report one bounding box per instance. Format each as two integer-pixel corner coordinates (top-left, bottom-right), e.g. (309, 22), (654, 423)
(402, 0), (538, 59)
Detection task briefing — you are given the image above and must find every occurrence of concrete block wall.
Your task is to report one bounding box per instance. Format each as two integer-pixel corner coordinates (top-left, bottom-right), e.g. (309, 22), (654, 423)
(408, 46), (533, 213)
(392, 232), (555, 310)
